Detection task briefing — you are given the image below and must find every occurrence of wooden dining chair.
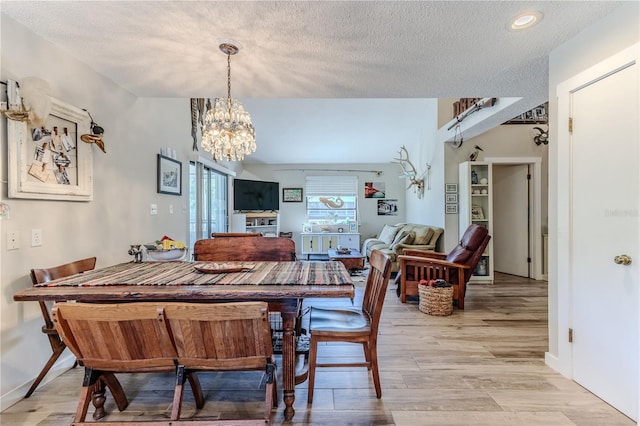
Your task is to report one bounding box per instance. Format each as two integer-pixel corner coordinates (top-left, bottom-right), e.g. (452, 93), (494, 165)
(26, 256), (97, 398)
(164, 302), (278, 424)
(51, 302), (204, 424)
(306, 249), (392, 403)
(193, 236), (296, 261)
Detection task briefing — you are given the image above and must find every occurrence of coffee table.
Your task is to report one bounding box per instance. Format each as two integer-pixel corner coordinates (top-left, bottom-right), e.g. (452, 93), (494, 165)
(327, 248), (365, 272)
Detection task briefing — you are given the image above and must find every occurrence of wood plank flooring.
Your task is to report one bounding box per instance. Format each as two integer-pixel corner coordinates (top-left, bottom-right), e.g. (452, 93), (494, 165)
(1, 272), (634, 425)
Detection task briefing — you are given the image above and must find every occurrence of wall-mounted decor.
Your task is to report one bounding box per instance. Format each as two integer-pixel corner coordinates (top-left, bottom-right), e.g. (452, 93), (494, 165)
(157, 154), (182, 195)
(364, 181), (385, 198)
(445, 193), (458, 203)
(377, 199), (398, 216)
(445, 183), (458, 193)
(282, 188), (303, 202)
(503, 102), (548, 125)
(394, 145), (430, 198)
(445, 204), (458, 214)
(7, 96), (93, 201)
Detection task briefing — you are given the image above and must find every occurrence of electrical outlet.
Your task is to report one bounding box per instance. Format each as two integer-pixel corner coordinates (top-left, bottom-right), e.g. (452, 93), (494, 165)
(150, 204), (158, 215)
(7, 231), (19, 250)
(31, 229), (42, 247)
(169, 204), (174, 214)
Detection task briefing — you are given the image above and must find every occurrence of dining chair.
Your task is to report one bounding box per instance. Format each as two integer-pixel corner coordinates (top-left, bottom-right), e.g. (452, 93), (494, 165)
(193, 236), (296, 261)
(164, 302), (278, 424)
(26, 256), (97, 398)
(306, 249), (392, 403)
(397, 223), (491, 309)
(51, 302), (204, 424)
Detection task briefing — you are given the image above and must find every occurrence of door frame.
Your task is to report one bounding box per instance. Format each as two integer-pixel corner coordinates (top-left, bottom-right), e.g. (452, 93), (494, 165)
(553, 42), (639, 384)
(485, 157), (543, 281)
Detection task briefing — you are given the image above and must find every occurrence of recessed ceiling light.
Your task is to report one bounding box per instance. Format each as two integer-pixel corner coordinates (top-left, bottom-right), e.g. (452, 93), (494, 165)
(509, 11), (543, 30)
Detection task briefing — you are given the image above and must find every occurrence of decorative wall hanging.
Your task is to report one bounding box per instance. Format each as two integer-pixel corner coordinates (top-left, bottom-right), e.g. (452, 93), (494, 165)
(377, 199), (398, 216)
(394, 145), (430, 198)
(7, 96), (93, 201)
(503, 102), (548, 125)
(80, 109), (106, 153)
(157, 154), (182, 195)
(364, 182), (386, 198)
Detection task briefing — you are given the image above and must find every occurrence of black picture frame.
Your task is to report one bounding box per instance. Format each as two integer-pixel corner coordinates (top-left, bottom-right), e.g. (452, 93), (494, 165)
(282, 188), (303, 202)
(157, 154), (182, 195)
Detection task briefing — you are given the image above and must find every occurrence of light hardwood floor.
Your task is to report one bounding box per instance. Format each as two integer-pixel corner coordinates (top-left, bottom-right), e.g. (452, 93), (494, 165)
(1, 272), (634, 425)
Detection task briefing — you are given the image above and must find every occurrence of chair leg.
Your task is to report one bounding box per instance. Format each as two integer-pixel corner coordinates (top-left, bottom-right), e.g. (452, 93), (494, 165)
(171, 366), (187, 421)
(362, 342), (371, 370)
(187, 372), (205, 409)
(25, 341), (67, 397)
(307, 335), (319, 403)
(264, 381), (274, 423)
(73, 385), (94, 423)
(369, 343), (382, 398)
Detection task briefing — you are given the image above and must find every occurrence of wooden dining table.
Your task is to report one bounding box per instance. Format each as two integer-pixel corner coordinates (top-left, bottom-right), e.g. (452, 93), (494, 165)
(13, 260), (355, 421)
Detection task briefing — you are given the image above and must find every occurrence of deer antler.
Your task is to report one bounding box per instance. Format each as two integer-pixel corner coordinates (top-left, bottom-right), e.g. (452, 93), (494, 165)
(393, 145), (425, 198)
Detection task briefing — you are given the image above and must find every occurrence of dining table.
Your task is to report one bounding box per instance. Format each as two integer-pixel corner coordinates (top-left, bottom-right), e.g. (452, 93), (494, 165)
(13, 260), (355, 421)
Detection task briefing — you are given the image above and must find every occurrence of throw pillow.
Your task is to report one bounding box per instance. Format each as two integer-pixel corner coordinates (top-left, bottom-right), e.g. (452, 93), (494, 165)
(412, 228), (434, 245)
(378, 225), (400, 245)
(390, 231), (415, 251)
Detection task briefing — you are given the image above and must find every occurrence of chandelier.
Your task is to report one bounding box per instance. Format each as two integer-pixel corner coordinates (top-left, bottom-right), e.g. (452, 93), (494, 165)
(201, 42), (256, 161)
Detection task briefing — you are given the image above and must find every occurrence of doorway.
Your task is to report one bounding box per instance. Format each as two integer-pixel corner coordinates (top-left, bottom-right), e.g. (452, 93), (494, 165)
(493, 164), (531, 278)
(485, 157), (543, 280)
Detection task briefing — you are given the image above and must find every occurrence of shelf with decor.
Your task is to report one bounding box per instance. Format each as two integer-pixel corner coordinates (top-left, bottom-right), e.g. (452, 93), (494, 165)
(459, 161), (493, 283)
(231, 212), (280, 237)
(300, 232), (360, 260)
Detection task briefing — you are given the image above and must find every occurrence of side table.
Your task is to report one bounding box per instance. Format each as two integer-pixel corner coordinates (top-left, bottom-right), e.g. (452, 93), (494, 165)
(327, 249), (365, 272)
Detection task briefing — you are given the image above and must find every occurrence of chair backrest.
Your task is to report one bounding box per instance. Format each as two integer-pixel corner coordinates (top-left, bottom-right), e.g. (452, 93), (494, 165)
(30, 257), (97, 329)
(445, 224), (491, 282)
(164, 302), (273, 371)
(362, 250), (392, 336)
(52, 302), (178, 371)
(193, 237), (296, 261)
(211, 232), (261, 238)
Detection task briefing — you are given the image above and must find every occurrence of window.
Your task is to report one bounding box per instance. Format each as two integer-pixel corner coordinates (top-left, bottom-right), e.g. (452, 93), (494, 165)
(305, 176), (358, 225)
(189, 161), (228, 249)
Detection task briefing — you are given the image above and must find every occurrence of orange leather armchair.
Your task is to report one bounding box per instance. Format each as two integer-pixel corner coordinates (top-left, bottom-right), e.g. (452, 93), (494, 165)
(397, 224), (490, 309)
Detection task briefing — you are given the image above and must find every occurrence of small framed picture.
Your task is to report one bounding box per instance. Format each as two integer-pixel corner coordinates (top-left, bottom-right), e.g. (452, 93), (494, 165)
(445, 183), (458, 193)
(157, 154), (182, 195)
(283, 187), (303, 202)
(445, 193), (458, 203)
(445, 204), (458, 214)
(349, 221), (358, 232)
(471, 205), (485, 220)
(302, 224), (312, 233)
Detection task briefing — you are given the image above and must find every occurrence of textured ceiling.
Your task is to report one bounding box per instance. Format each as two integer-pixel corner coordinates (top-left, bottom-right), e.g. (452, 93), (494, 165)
(1, 1), (624, 163)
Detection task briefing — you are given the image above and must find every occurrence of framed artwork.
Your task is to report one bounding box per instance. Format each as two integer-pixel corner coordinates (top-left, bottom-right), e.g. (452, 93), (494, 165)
(445, 183), (457, 193)
(349, 221), (358, 232)
(283, 187), (303, 202)
(445, 204), (458, 214)
(157, 154), (182, 195)
(471, 205), (485, 220)
(7, 97), (93, 201)
(302, 224), (312, 233)
(377, 199), (398, 216)
(445, 193), (458, 203)
(364, 181), (385, 198)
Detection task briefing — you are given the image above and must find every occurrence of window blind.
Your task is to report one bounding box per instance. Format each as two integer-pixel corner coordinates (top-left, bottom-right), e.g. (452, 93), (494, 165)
(305, 176), (358, 197)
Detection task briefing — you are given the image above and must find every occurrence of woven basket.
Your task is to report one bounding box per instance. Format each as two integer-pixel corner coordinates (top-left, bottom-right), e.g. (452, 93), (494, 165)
(418, 284), (453, 316)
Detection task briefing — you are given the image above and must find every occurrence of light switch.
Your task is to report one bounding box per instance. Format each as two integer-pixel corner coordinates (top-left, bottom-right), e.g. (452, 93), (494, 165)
(150, 204), (158, 215)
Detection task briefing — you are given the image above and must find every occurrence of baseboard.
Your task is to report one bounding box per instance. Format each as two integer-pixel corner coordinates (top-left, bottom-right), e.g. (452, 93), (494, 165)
(0, 354), (75, 412)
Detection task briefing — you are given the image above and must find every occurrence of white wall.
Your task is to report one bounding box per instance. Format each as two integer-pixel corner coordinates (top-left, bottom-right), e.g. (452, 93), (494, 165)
(237, 163), (409, 253)
(547, 2), (640, 375)
(0, 15), (193, 409)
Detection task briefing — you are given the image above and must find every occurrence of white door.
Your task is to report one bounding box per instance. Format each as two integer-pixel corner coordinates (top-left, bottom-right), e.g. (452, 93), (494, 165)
(493, 164), (530, 277)
(571, 61), (638, 420)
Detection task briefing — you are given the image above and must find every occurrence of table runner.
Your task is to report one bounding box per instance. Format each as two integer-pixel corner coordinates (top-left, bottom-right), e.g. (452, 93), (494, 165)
(35, 261), (352, 287)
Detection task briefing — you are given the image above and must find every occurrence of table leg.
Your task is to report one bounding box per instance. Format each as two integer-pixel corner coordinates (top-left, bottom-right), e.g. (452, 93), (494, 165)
(92, 377), (107, 420)
(280, 299), (298, 421)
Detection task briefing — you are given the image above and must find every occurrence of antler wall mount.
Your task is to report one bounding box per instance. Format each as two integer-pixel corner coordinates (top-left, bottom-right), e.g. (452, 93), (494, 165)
(393, 145), (431, 199)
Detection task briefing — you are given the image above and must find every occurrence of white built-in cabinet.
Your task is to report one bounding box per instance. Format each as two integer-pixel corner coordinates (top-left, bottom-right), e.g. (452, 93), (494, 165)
(231, 212), (280, 237)
(459, 161), (493, 283)
(301, 233), (360, 259)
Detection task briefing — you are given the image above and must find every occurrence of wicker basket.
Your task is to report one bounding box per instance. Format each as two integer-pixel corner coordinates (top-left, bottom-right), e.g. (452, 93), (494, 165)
(418, 284), (453, 316)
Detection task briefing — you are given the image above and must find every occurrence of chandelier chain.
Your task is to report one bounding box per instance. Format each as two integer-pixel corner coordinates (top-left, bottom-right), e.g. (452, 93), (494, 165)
(226, 52), (232, 110)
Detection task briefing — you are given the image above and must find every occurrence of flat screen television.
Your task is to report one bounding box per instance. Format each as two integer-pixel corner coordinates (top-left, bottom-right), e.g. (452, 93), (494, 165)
(233, 179), (279, 211)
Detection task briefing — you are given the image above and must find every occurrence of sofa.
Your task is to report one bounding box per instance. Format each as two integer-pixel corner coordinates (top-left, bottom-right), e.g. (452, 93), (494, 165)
(361, 223), (444, 272)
